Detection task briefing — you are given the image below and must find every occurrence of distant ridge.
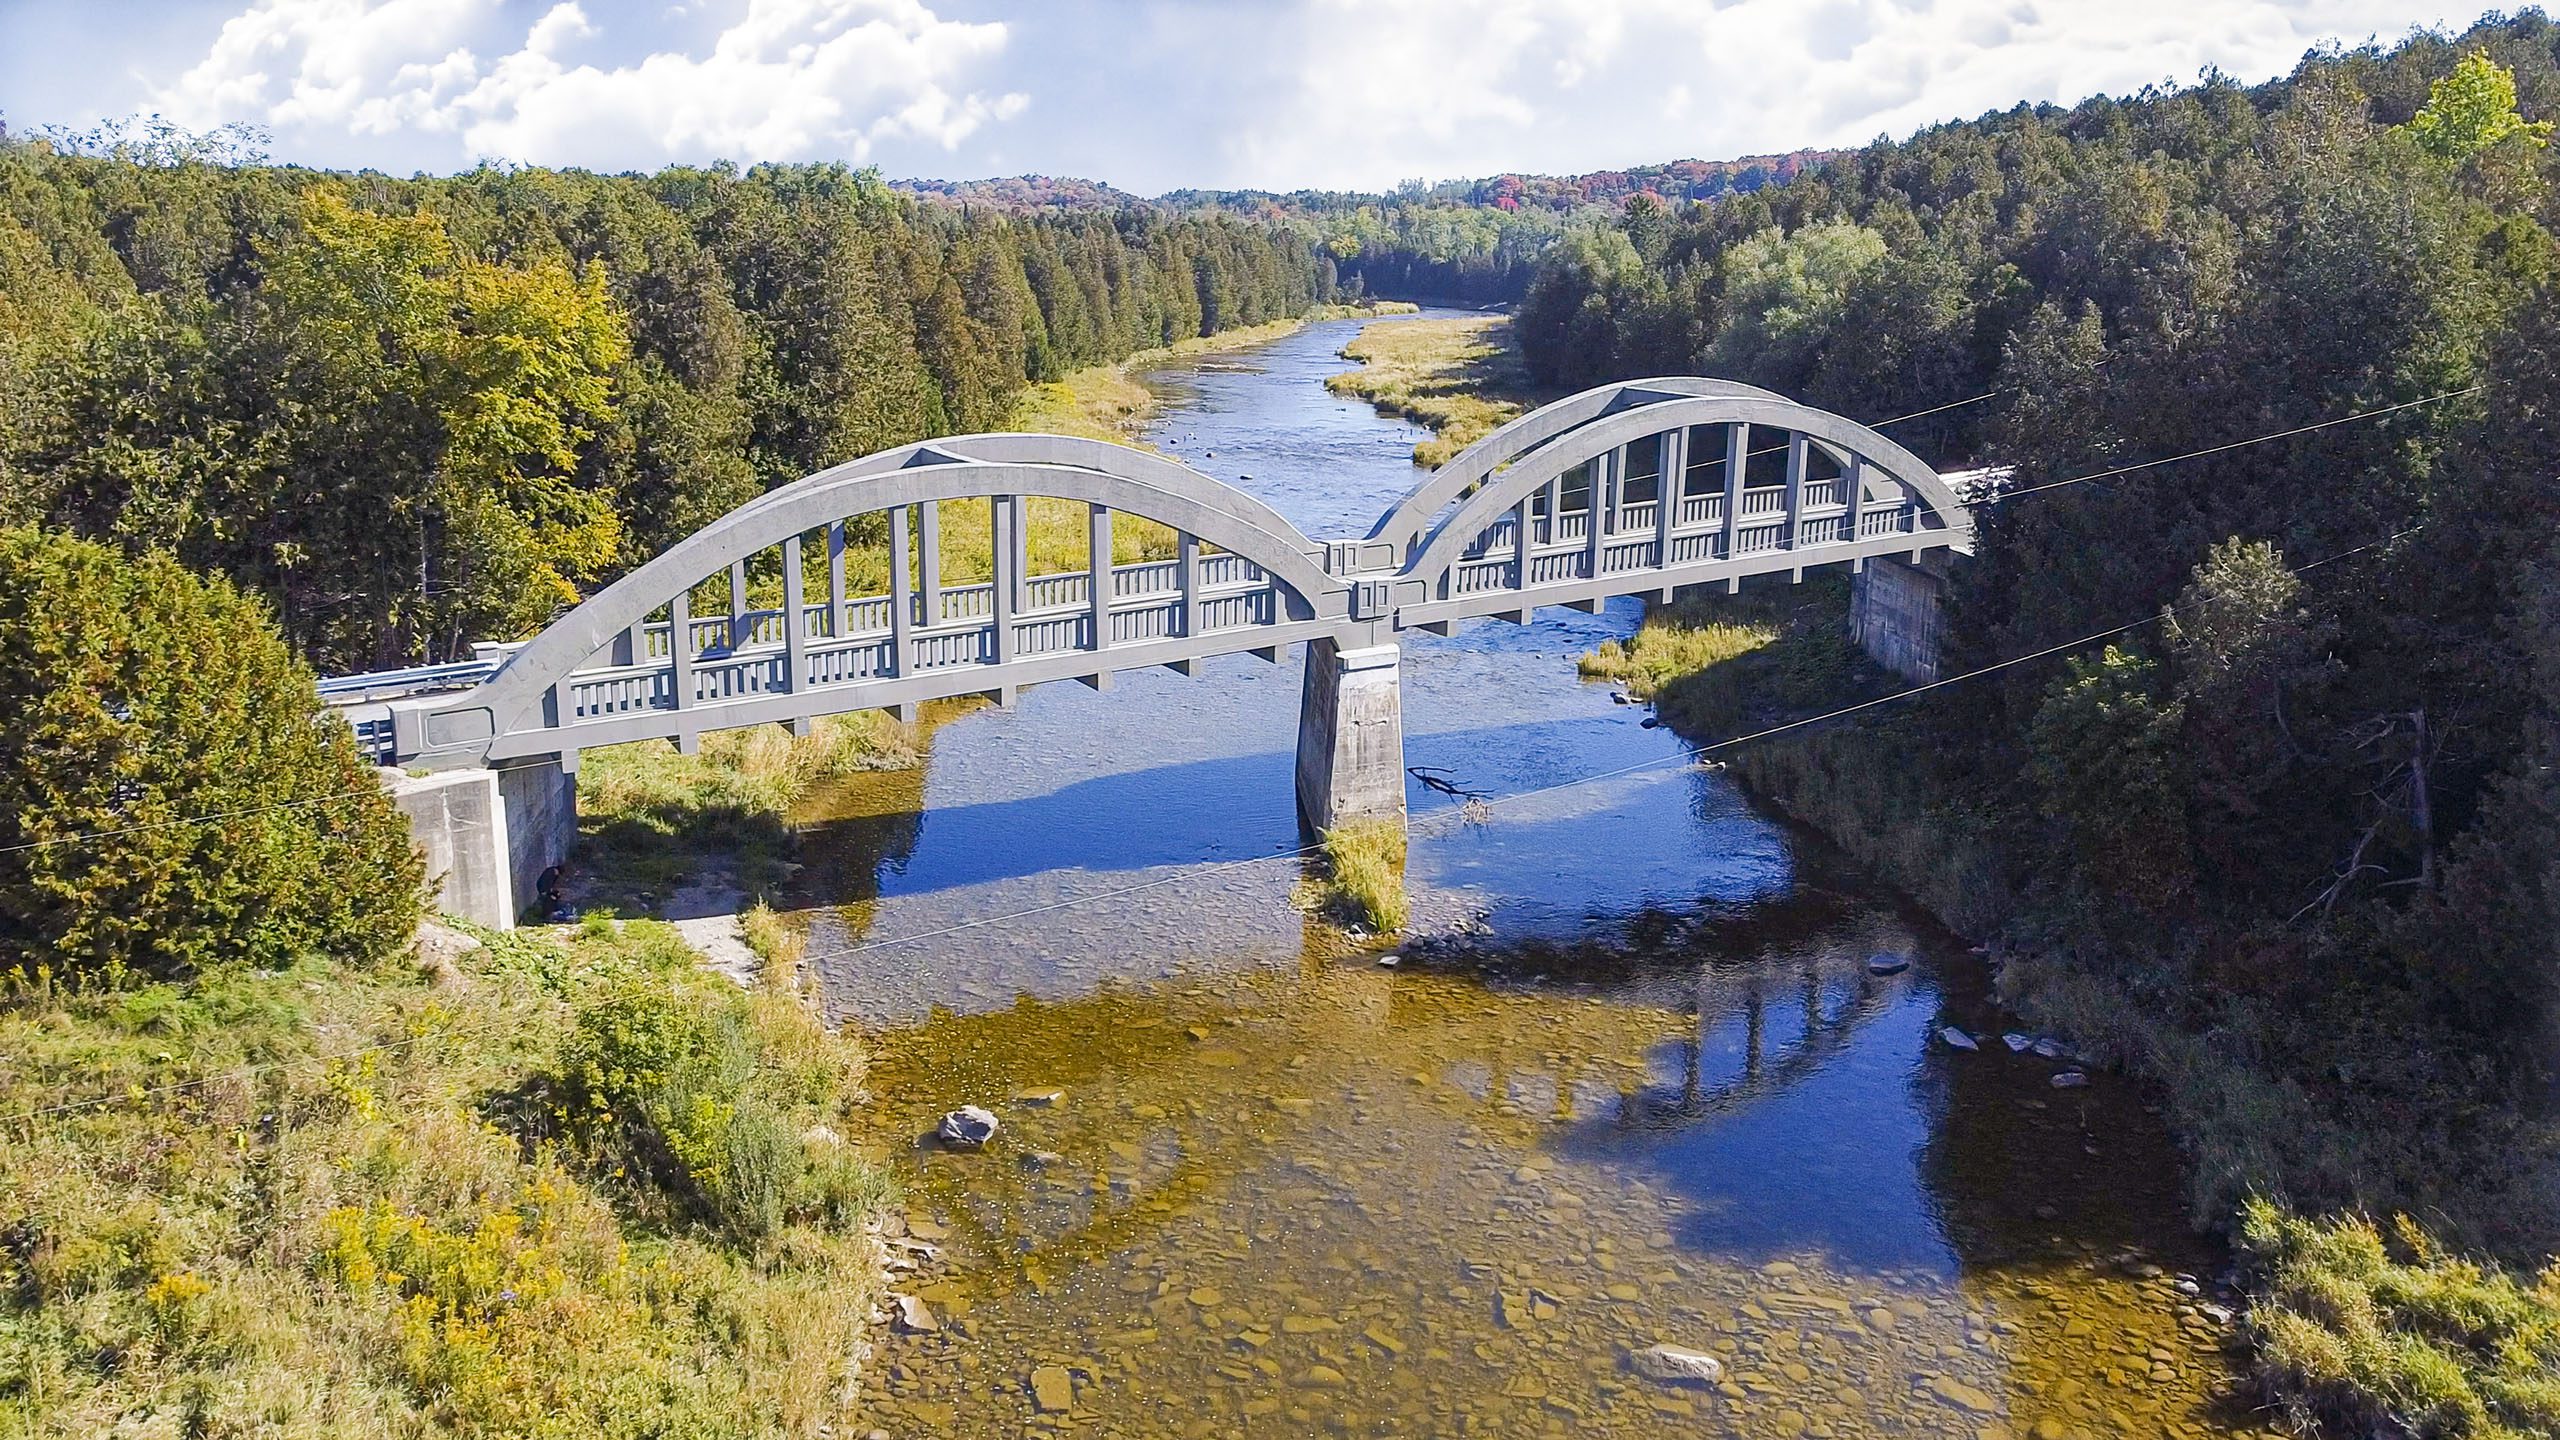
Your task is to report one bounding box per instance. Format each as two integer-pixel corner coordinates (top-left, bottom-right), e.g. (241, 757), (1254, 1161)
(892, 151), (1834, 214)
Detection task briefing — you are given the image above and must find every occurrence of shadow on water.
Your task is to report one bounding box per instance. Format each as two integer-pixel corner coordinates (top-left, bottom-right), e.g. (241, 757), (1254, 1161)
(810, 313), (2257, 1437)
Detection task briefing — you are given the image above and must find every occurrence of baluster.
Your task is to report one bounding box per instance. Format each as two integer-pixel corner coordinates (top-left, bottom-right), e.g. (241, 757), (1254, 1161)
(919, 500), (943, 625)
(1088, 503), (1113, 653)
(888, 506), (911, 677)
(669, 591), (697, 754)
(990, 495), (1017, 665)
(826, 520), (848, 636)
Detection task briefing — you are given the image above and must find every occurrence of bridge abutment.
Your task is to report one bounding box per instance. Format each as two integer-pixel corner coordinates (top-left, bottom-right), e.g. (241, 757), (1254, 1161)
(1295, 638), (1406, 834)
(382, 757), (577, 929)
(1849, 554), (1951, 683)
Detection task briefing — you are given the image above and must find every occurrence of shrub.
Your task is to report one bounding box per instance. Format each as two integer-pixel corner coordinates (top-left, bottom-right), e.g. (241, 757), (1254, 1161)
(0, 526), (421, 979)
(2241, 1199), (2560, 1439)
(555, 940), (876, 1241)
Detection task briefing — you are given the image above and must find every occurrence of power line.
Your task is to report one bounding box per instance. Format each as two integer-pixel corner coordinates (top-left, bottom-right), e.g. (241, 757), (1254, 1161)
(2, 384), (2472, 859)
(0, 788), (388, 856)
(0, 527), (2418, 1130)
(1974, 387), (2483, 507)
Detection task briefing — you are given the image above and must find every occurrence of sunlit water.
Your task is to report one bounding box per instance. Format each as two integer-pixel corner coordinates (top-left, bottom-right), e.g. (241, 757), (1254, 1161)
(791, 314), (2269, 1437)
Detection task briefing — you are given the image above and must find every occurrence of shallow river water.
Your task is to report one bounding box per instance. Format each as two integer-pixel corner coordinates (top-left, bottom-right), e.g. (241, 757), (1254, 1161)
(795, 313), (2273, 1438)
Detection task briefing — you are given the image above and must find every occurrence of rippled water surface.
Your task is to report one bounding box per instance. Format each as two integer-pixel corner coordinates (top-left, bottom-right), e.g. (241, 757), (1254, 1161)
(794, 314), (2270, 1437)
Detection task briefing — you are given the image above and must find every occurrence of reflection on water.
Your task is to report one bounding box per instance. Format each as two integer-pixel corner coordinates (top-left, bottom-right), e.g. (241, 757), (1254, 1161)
(790, 315), (2268, 1436)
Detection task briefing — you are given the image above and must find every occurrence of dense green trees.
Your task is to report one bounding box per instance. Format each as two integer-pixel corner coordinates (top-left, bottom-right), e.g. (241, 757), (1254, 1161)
(0, 526), (421, 979)
(0, 147), (1339, 671)
(1527, 18), (2560, 1250)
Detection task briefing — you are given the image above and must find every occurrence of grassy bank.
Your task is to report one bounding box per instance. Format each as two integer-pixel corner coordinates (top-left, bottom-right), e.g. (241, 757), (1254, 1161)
(1578, 585), (2560, 1436)
(0, 919), (890, 1437)
(2239, 1202), (2560, 1438)
(1323, 312), (1538, 466)
(578, 711), (920, 911)
(746, 303), (1425, 605)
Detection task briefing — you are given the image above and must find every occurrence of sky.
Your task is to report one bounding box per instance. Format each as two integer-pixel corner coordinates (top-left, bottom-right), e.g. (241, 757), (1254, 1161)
(0, 0), (2490, 194)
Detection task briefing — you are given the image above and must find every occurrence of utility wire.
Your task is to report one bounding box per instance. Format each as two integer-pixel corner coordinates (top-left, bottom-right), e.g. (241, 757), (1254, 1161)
(0, 383), (2471, 858)
(0, 526), (2418, 1130)
(1975, 387), (2483, 506)
(0, 788), (389, 855)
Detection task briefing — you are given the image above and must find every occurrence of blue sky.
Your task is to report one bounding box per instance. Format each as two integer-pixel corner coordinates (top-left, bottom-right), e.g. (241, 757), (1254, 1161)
(0, 0), (2484, 193)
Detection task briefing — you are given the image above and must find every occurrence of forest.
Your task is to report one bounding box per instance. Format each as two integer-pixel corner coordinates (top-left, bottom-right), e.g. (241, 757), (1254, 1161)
(1522, 13), (2560, 1255)
(0, 136), (1339, 671)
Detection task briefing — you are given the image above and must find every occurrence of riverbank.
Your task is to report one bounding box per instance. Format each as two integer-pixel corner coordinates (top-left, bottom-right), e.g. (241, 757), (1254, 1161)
(1322, 311), (1539, 465)
(0, 917), (892, 1437)
(1356, 342), (2560, 1437)
(1007, 302), (1420, 446)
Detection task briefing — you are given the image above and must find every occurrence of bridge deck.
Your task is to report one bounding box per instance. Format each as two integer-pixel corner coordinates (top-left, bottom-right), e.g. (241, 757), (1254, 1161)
(337, 382), (1971, 770)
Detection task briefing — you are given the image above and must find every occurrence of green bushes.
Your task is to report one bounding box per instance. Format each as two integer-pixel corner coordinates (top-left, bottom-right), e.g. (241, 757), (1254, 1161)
(0, 525), (421, 980)
(2242, 1200), (2560, 1438)
(555, 922), (881, 1241)
(0, 917), (891, 1437)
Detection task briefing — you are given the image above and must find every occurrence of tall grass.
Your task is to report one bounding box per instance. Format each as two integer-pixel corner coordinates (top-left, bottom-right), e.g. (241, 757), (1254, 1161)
(1324, 314), (1536, 466)
(2240, 1200), (2560, 1439)
(1319, 819), (1410, 933)
(1579, 616), (1779, 699)
(578, 712), (918, 904)
(0, 921), (891, 1437)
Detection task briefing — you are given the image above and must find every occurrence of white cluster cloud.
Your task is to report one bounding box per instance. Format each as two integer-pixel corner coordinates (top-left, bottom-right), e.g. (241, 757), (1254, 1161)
(126, 0), (2475, 188)
(152, 0), (1027, 170)
(1229, 0), (2469, 190)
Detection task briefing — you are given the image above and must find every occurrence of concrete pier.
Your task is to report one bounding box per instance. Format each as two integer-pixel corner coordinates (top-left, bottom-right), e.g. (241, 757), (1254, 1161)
(382, 758), (576, 928)
(1295, 638), (1405, 833)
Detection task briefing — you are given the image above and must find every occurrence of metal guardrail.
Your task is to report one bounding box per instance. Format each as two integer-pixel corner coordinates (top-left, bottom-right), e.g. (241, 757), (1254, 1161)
(314, 659), (500, 704)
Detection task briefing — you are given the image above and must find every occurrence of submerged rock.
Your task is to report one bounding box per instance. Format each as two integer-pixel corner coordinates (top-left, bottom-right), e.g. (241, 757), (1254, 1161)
(2002, 1032), (2034, 1052)
(1630, 1344), (1725, 1385)
(936, 1105), (999, 1146)
(1928, 1375), (2000, 1414)
(1940, 1026), (1980, 1052)
(1029, 1364), (1074, 1413)
(1866, 954), (1911, 976)
(2051, 1071), (2090, 1089)
(892, 1294), (939, 1333)
(2033, 1037), (2069, 1060)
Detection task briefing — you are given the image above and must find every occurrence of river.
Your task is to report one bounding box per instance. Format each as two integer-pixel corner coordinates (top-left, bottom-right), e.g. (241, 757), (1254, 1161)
(791, 311), (2268, 1438)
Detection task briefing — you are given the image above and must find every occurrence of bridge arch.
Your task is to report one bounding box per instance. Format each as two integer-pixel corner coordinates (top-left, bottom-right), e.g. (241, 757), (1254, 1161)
(1364, 377), (1793, 561)
(391, 439), (1348, 768)
(1386, 387), (1970, 627)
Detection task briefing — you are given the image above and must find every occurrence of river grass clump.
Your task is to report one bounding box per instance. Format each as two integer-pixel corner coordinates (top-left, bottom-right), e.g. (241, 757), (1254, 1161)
(0, 917), (892, 1437)
(1318, 819), (1410, 933)
(2240, 1200), (2560, 1439)
(1325, 314), (1535, 466)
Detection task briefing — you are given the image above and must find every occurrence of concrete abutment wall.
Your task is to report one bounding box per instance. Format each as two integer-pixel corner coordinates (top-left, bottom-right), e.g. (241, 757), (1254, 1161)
(1295, 638), (1406, 834)
(1849, 554), (1951, 683)
(381, 758), (576, 930)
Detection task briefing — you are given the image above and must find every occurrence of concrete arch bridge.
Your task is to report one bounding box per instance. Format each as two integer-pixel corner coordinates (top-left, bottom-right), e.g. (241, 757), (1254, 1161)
(354, 378), (1971, 925)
